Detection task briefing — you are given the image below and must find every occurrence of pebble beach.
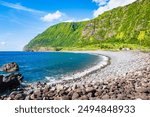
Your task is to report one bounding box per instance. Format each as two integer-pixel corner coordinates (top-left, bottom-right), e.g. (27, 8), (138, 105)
(0, 50), (150, 100)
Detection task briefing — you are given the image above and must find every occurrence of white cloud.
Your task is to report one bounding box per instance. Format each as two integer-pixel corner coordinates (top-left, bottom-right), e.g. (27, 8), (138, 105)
(41, 11), (63, 22)
(93, 0), (137, 17)
(0, 0), (43, 13)
(92, 0), (109, 6)
(0, 41), (6, 45)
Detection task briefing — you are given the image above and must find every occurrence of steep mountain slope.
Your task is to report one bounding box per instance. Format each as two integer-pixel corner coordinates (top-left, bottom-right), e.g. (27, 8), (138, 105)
(24, 0), (150, 51)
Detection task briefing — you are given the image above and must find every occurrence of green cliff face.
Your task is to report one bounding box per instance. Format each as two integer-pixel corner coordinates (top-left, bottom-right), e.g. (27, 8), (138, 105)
(24, 0), (150, 51)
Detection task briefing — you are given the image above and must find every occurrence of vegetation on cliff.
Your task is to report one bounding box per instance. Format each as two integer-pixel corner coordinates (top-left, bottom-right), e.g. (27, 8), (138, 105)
(24, 0), (150, 51)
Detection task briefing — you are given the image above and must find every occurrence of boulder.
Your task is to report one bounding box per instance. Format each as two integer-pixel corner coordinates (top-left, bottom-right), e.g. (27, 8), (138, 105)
(1, 62), (19, 72)
(0, 75), (3, 84)
(0, 73), (23, 92)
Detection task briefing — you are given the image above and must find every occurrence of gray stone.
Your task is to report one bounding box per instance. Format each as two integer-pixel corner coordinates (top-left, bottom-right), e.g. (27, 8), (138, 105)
(61, 96), (70, 100)
(85, 87), (95, 93)
(15, 94), (23, 100)
(80, 95), (89, 100)
(25, 96), (30, 100)
(30, 94), (35, 100)
(26, 89), (34, 95)
(72, 92), (79, 100)
(56, 84), (63, 92)
(102, 94), (110, 99)
(51, 87), (56, 91)
(72, 84), (77, 90)
(34, 89), (42, 97)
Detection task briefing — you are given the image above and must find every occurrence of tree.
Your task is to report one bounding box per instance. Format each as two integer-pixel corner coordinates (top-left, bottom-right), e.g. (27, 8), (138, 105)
(72, 23), (77, 31)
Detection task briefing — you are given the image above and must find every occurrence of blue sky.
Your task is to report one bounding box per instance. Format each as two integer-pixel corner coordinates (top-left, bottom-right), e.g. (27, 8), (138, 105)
(0, 0), (136, 51)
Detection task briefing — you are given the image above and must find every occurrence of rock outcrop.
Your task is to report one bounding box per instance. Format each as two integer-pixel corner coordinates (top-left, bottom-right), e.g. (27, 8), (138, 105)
(0, 62), (23, 93)
(0, 73), (23, 92)
(1, 62), (19, 72)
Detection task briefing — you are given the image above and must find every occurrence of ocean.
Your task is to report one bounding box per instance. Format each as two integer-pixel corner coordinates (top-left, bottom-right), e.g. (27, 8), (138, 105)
(0, 52), (101, 83)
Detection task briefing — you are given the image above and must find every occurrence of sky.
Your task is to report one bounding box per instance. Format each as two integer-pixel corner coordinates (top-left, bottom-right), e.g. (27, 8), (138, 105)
(0, 0), (137, 51)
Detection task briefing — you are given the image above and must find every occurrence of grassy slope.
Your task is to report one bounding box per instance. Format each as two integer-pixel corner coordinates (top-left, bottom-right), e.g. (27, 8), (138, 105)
(24, 0), (150, 51)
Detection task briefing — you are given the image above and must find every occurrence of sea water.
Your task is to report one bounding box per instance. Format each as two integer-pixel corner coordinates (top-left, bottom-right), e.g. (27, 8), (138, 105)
(0, 52), (101, 83)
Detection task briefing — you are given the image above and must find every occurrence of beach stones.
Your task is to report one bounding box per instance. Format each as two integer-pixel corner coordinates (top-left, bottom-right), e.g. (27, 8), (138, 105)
(0, 51), (150, 100)
(1, 62), (19, 72)
(1, 64), (150, 100)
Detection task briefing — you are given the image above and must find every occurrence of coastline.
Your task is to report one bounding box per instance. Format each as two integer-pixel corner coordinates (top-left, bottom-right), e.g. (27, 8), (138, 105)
(50, 50), (149, 85)
(0, 50), (150, 100)
(47, 51), (110, 84)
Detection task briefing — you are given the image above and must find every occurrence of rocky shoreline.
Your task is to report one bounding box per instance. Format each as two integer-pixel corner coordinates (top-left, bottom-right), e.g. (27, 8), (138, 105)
(0, 50), (150, 100)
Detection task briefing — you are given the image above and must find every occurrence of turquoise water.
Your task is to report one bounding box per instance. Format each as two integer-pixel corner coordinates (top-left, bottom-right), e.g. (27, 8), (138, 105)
(0, 52), (101, 83)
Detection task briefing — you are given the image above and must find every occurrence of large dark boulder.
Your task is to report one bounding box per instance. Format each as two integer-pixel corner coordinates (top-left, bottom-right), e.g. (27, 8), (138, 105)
(1, 62), (19, 73)
(0, 73), (23, 93)
(0, 75), (3, 84)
